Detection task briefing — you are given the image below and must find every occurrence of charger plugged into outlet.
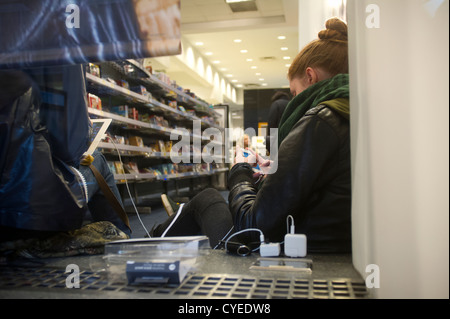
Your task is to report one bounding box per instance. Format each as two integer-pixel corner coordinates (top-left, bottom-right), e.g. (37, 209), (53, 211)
(260, 242), (281, 257)
(284, 233), (307, 257)
(284, 215), (307, 257)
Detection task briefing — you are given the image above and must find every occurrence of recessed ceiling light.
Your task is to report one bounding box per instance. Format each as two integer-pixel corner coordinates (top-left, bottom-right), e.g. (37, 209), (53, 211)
(226, 0), (254, 3)
(213, 60), (220, 64)
(246, 58), (253, 62)
(278, 35), (286, 40)
(226, 74), (233, 77)
(236, 84), (243, 88)
(255, 72), (261, 75)
(262, 83), (268, 86)
(205, 52), (213, 56)
(234, 39), (242, 43)
(285, 64), (291, 67)
(250, 66), (257, 69)
(259, 78), (265, 81)
(195, 42), (204, 46)
(220, 68), (227, 71)
(281, 47), (288, 51)
(231, 79), (238, 83)
(240, 49), (248, 53)
(283, 56), (291, 60)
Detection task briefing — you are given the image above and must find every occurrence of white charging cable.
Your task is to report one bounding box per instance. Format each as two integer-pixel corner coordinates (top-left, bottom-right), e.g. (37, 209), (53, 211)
(213, 226), (235, 250)
(110, 138), (151, 237)
(224, 228), (265, 253)
(287, 215), (295, 234)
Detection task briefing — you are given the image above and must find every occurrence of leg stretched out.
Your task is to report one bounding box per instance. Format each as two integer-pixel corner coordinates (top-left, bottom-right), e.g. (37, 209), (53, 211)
(151, 188), (234, 248)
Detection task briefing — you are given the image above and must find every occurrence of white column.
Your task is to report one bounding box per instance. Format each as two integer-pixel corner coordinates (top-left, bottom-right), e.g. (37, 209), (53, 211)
(348, 0), (449, 298)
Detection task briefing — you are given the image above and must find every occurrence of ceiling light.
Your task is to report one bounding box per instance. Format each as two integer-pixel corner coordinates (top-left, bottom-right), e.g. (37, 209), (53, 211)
(285, 64), (291, 67)
(220, 68), (227, 71)
(236, 84), (243, 88)
(226, 74), (233, 77)
(278, 35), (286, 40)
(213, 60), (220, 64)
(281, 47), (288, 51)
(246, 58), (253, 62)
(205, 52), (213, 56)
(255, 72), (261, 75)
(195, 42), (204, 46)
(240, 49), (248, 53)
(283, 56), (291, 60)
(226, 0), (254, 3)
(262, 83), (268, 86)
(234, 39), (242, 43)
(231, 79), (238, 83)
(250, 66), (257, 69)
(259, 78), (264, 81)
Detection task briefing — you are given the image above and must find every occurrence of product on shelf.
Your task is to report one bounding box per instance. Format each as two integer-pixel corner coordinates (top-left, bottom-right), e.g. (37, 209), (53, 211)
(113, 135), (126, 145)
(165, 141), (172, 154)
(158, 140), (166, 154)
(131, 85), (151, 100)
(87, 93), (102, 110)
(114, 161), (125, 174)
(128, 107), (139, 128)
(186, 109), (195, 116)
(149, 115), (169, 127)
(107, 161), (116, 173)
(168, 100), (177, 109)
(111, 105), (128, 117)
(123, 64), (134, 75)
(140, 113), (151, 123)
(129, 136), (144, 148)
(87, 63), (101, 77)
(124, 162), (140, 174)
(154, 71), (171, 85)
(119, 80), (129, 89)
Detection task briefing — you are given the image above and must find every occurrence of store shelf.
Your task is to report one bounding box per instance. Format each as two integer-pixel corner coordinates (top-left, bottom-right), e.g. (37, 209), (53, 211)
(114, 168), (228, 183)
(86, 68), (223, 131)
(126, 59), (220, 117)
(88, 108), (184, 138)
(86, 59), (228, 201)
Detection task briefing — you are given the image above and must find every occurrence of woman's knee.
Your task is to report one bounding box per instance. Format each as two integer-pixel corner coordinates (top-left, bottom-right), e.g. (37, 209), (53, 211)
(192, 188), (226, 206)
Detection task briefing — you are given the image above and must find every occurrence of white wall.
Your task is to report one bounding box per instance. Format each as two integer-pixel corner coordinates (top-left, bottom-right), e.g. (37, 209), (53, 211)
(348, 0), (449, 298)
(298, 0), (348, 50)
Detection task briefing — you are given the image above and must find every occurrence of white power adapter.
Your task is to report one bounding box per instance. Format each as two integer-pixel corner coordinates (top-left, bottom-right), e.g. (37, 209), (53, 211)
(284, 216), (307, 257)
(260, 242), (281, 257)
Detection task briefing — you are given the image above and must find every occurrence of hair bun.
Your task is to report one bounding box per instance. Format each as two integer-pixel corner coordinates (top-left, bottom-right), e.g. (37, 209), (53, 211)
(318, 18), (348, 42)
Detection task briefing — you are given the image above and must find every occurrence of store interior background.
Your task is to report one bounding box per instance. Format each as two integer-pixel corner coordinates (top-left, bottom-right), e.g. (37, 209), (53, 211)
(143, 0), (448, 298)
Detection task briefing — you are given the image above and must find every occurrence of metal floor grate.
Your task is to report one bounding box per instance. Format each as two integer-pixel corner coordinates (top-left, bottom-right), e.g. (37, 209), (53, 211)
(0, 266), (369, 299)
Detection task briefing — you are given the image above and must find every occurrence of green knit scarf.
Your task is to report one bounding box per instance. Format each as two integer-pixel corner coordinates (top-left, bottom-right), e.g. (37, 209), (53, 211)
(278, 73), (350, 145)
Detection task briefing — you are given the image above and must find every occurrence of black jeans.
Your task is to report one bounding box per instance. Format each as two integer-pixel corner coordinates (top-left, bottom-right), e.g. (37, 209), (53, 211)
(151, 188), (234, 248)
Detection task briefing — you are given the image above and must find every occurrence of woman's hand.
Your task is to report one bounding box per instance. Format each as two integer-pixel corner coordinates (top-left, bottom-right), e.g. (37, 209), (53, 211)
(234, 145), (257, 166)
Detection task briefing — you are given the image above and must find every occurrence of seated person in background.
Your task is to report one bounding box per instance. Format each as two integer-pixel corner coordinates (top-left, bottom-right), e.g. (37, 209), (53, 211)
(152, 18), (352, 254)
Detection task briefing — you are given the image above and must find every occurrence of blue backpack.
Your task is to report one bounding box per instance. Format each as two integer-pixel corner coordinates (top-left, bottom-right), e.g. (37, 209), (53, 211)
(0, 66), (90, 232)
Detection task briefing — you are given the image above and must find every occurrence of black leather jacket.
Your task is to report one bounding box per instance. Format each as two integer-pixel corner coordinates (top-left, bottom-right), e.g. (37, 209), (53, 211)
(228, 104), (351, 253)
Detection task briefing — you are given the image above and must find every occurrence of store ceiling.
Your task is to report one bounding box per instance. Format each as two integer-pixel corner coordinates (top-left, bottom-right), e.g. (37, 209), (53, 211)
(180, 0), (299, 91)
